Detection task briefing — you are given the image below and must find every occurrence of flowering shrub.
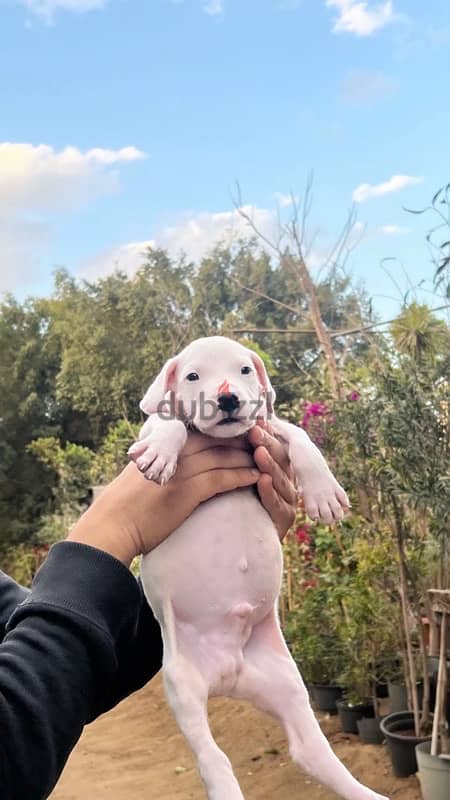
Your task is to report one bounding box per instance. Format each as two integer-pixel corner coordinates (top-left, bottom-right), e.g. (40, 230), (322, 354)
(299, 401), (332, 446)
(283, 504), (400, 697)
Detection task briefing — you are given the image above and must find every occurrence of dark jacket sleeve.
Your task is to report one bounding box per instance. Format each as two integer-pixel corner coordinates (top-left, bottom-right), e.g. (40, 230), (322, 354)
(0, 572), (30, 642)
(0, 541), (163, 800)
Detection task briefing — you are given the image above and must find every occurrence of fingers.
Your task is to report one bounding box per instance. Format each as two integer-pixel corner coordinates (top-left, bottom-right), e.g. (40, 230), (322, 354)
(182, 431), (250, 456)
(255, 417), (275, 436)
(252, 445), (297, 506)
(188, 467), (260, 505)
(247, 426), (293, 479)
(176, 447), (255, 480)
(256, 473), (296, 541)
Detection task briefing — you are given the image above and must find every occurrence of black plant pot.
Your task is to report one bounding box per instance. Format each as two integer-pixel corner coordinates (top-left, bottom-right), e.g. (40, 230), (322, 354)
(427, 654), (450, 681)
(387, 681), (424, 714)
(387, 681), (408, 712)
(376, 681), (389, 699)
(357, 716), (384, 745)
(310, 684), (343, 714)
(337, 700), (374, 734)
(380, 711), (431, 778)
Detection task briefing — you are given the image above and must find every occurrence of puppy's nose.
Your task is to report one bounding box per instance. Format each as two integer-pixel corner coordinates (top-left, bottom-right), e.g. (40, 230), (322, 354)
(217, 393), (240, 413)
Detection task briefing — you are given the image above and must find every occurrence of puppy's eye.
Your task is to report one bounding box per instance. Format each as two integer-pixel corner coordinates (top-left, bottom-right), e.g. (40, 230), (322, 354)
(186, 372), (200, 382)
(241, 366), (252, 375)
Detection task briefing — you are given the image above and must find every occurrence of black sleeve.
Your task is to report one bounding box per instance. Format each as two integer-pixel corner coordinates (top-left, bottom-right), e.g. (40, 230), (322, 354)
(0, 541), (163, 800)
(0, 572), (30, 642)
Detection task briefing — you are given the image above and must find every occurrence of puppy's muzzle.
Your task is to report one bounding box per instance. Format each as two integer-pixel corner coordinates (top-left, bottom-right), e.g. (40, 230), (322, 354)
(217, 393), (240, 413)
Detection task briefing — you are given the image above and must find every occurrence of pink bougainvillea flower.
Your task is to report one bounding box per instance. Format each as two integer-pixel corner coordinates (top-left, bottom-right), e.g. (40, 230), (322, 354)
(295, 527), (311, 544)
(347, 390), (360, 402)
(310, 402), (329, 416)
(302, 578), (318, 590)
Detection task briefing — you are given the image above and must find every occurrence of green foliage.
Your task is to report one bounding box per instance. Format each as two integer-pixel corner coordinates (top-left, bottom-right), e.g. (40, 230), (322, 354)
(28, 437), (94, 507)
(0, 296), (61, 550)
(1, 244), (448, 724)
(3, 544), (49, 587)
(26, 437), (94, 546)
(390, 302), (449, 361)
(285, 515), (400, 697)
(287, 302), (449, 714)
(91, 420), (140, 485)
(0, 243), (372, 552)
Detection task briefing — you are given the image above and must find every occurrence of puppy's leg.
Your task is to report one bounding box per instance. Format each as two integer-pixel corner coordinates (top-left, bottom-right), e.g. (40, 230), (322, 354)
(271, 416), (349, 523)
(164, 655), (244, 800)
(155, 599), (244, 800)
(128, 416), (187, 484)
(231, 608), (389, 800)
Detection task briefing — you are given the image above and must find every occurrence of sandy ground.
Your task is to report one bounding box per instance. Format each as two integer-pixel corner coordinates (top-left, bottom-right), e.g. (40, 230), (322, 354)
(51, 674), (421, 800)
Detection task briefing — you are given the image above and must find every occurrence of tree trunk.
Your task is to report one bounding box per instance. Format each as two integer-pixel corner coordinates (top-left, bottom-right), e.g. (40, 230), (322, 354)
(285, 254), (343, 400)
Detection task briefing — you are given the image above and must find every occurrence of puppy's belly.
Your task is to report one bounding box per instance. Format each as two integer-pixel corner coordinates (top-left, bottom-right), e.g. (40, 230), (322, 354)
(140, 487), (283, 630)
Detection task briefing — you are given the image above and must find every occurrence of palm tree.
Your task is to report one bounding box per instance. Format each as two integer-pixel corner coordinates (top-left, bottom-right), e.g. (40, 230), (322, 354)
(390, 303), (448, 361)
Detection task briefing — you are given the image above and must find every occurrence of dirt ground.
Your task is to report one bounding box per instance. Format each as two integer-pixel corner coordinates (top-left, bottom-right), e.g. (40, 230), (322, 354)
(51, 674), (421, 800)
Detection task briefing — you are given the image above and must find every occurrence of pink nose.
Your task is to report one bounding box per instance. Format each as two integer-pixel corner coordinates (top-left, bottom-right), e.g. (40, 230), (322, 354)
(218, 379), (231, 396)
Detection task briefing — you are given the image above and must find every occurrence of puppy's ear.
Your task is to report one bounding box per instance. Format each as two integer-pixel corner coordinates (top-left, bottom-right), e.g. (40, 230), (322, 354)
(140, 357), (178, 415)
(249, 351), (276, 414)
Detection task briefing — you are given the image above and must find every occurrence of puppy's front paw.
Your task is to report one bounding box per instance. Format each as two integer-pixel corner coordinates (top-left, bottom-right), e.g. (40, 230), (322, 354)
(128, 441), (178, 485)
(301, 477), (350, 524)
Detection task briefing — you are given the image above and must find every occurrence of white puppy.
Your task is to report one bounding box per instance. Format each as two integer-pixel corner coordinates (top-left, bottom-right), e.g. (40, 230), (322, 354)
(129, 336), (388, 800)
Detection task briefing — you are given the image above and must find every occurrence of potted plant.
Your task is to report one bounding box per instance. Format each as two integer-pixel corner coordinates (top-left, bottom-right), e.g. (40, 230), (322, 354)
(285, 602), (346, 714)
(332, 534), (399, 742)
(416, 593), (450, 800)
(283, 519), (347, 714)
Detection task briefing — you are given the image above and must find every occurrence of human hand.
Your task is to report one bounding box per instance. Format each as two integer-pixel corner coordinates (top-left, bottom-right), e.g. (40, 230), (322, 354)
(247, 421), (297, 540)
(68, 434), (259, 565)
(68, 424), (297, 565)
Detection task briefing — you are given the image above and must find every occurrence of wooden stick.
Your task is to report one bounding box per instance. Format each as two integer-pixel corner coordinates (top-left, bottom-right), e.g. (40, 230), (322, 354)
(431, 610), (447, 756)
(287, 564), (293, 612)
(438, 612), (449, 756)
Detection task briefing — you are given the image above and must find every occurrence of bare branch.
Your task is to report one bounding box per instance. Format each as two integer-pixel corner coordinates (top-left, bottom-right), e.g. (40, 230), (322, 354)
(231, 304), (450, 339)
(231, 278), (303, 317)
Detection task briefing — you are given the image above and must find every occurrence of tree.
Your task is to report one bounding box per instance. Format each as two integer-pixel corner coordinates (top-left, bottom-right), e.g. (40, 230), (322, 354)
(235, 180), (367, 400)
(0, 296), (61, 549)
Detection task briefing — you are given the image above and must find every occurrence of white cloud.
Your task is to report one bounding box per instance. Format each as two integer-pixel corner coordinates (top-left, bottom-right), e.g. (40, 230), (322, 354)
(379, 224), (410, 235)
(326, 0), (395, 37)
(203, 0), (223, 15)
(81, 239), (155, 281)
(274, 191), (298, 208)
(156, 206), (275, 261)
(0, 142), (145, 293)
(341, 70), (396, 104)
(0, 143), (145, 212)
(15, 0), (108, 21)
(82, 206), (278, 281)
(352, 175), (424, 203)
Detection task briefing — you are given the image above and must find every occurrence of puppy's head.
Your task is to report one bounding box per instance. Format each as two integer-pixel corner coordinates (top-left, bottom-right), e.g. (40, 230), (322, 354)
(140, 336), (275, 438)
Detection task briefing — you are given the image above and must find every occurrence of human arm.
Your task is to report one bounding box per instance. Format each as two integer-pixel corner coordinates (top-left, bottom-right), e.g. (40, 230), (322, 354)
(0, 431), (296, 800)
(0, 444), (260, 800)
(0, 571), (29, 642)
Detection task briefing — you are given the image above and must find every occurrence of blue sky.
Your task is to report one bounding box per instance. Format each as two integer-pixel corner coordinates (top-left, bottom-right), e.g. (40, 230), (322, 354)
(1, 0), (449, 318)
